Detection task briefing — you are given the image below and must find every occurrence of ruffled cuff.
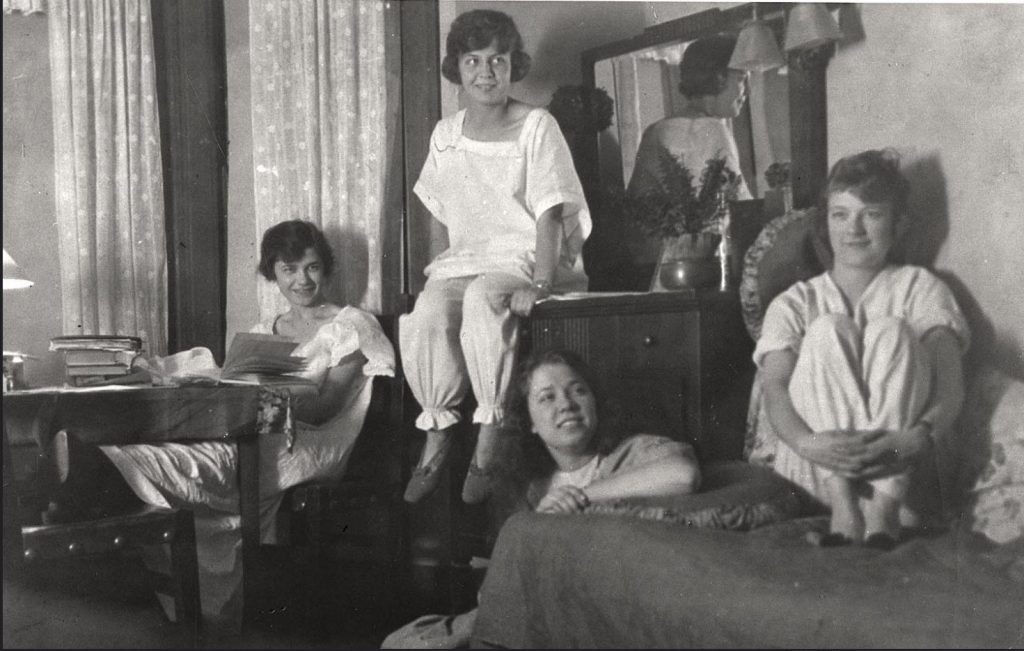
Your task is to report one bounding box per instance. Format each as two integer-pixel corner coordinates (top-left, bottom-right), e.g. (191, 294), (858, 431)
(415, 408), (462, 432)
(472, 404), (507, 427)
(363, 360), (395, 378)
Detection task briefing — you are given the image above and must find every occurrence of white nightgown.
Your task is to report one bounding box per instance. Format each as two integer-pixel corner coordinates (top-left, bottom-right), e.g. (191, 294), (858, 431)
(400, 107), (592, 431)
(753, 265), (969, 511)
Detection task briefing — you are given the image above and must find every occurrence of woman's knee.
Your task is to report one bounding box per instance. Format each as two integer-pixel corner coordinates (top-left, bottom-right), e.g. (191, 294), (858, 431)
(865, 317), (916, 350)
(405, 285), (461, 330)
(462, 274), (522, 316)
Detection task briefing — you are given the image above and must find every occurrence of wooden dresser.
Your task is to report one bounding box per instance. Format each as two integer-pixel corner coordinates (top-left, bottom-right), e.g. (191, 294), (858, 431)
(524, 290), (755, 462)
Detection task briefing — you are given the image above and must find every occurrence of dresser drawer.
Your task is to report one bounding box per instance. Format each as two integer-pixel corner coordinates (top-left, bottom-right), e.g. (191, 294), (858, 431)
(612, 313), (690, 371)
(530, 311), (695, 371)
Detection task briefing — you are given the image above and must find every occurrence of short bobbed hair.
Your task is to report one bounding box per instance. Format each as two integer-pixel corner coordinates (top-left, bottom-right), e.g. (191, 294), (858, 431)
(257, 219), (335, 281)
(506, 348), (622, 482)
(813, 148), (911, 266)
(441, 9), (531, 85)
(678, 34), (738, 99)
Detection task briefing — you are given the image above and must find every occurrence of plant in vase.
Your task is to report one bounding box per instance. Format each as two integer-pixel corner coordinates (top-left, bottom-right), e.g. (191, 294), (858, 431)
(547, 85), (615, 138)
(622, 146), (740, 290)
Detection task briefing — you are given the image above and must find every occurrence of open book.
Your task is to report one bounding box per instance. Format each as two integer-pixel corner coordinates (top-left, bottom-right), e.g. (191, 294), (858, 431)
(221, 333), (307, 380)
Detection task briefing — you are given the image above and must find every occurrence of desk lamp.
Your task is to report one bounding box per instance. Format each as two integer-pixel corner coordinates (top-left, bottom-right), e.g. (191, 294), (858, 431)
(3, 248), (35, 391)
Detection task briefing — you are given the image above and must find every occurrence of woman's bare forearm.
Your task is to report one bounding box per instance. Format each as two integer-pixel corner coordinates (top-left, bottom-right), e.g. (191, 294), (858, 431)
(583, 452), (700, 503)
(533, 205), (563, 285)
(293, 354), (365, 425)
(761, 350), (815, 450)
(917, 327), (965, 439)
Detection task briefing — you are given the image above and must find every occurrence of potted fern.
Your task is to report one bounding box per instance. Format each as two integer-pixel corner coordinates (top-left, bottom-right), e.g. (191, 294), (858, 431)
(623, 146), (741, 289)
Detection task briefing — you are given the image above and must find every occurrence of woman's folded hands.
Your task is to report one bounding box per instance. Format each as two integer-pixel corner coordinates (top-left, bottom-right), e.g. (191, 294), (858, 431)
(796, 427), (932, 479)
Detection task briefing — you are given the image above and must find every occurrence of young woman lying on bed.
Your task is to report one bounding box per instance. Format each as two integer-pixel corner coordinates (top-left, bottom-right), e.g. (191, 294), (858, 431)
(383, 347), (700, 648)
(755, 149), (969, 549)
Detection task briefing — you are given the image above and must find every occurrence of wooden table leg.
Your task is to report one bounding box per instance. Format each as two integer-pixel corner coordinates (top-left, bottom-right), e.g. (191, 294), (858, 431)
(235, 425), (260, 628)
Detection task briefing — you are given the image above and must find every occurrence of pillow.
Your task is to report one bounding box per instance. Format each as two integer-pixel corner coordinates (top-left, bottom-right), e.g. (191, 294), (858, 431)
(584, 460), (809, 531)
(962, 368), (1024, 544)
(738, 208), (826, 341)
(739, 208), (826, 463)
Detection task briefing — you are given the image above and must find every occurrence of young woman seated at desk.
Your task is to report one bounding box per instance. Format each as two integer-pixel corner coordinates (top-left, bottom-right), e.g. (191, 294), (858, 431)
(37, 219), (395, 626)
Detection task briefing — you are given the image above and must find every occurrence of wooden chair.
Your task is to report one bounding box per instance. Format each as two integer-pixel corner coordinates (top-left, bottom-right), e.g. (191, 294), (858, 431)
(4, 415), (203, 647)
(253, 312), (411, 638)
(18, 504), (203, 647)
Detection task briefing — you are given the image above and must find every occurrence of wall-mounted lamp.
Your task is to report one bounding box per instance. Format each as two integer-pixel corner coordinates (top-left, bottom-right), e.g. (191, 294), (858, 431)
(729, 18), (786, 72)
(784, 3), (843, 51)
(3, 248), (33, 290)
(729, 4), (785, 73)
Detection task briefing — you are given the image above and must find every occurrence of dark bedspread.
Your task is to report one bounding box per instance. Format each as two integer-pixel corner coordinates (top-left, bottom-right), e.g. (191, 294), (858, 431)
(472, 512), (1024, 648)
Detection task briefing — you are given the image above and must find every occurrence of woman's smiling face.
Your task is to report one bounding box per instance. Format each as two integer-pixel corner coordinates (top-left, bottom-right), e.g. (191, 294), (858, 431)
(827, 190), (899, 273)
(458, 40), (511, 106)
(274, 247), (326, 307)
(527, 361), (599, 457)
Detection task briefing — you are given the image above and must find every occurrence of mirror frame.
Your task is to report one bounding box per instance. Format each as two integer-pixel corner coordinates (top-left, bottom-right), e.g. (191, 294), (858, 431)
(579, 3), (834, 210)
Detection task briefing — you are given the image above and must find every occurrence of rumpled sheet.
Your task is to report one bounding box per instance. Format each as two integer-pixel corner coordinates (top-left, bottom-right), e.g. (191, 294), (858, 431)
(473, 512), (1024, 648)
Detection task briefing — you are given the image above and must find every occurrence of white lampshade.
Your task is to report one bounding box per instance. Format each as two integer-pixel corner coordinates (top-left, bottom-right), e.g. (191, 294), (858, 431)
(784, 3), (843, 51)
(3, 249), (33, 290)
(729, 21), (785, 72)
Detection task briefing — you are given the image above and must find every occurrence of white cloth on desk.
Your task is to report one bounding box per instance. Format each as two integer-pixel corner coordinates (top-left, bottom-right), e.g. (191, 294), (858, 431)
(403, 107), (591, 431)
(101, 306), (395, 626)
(752, 265), (970, 507)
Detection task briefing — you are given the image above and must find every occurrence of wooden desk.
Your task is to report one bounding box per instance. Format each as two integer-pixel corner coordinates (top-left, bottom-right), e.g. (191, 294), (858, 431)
(2, 383), (288, 625)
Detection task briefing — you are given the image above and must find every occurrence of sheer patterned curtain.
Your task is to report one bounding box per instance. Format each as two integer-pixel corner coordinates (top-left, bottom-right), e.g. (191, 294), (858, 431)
(48, 0), (168, 355)
(250, 0), (388, 319)
(2, 0), (45, 14)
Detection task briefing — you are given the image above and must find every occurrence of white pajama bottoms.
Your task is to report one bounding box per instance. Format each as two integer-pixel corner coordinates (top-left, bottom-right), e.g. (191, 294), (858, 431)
(774, 314), (932, 504)
(399, 273), (531, 432)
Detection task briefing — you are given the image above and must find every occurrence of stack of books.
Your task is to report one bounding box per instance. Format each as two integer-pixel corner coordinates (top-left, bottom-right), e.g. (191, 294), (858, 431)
(49, 335), (144, 386)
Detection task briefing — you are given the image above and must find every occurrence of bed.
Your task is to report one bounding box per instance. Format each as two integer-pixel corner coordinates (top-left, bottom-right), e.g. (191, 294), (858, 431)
(473, 512), (1023, 648)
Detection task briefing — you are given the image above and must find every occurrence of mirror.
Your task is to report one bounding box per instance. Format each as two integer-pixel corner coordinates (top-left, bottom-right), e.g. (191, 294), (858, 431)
(594, 40), (790, 202)
(578, 4), (832, 291)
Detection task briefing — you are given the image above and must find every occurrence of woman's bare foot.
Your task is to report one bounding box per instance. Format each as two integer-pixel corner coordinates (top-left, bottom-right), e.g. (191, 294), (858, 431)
(826, 475), (865, 543)
(863, 490), (902, 546)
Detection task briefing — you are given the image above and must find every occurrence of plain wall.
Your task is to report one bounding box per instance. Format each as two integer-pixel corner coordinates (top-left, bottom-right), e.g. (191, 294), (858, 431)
(2, 14), (65, 387)
(224, 0), (258, 345)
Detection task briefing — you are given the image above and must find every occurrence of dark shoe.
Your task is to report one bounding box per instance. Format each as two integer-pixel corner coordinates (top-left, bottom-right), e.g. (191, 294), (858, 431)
(403, 436), (455, 504)
(460, 463), (496, 505)
(819, 532), (855, 547)
(863, 532), (898, 551)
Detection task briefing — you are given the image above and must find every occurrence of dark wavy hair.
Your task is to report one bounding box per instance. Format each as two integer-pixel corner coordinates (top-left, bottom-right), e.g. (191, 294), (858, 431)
(812, 148), (911, 266)
(505, 348), (622, 483)
(441, 9), (532, 85)
(678, 34), (738, 99)
(257, 219), (335, 281)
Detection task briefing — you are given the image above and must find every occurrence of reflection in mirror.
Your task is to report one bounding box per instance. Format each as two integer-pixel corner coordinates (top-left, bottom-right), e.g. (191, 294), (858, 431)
(595, 38), (790, 203)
